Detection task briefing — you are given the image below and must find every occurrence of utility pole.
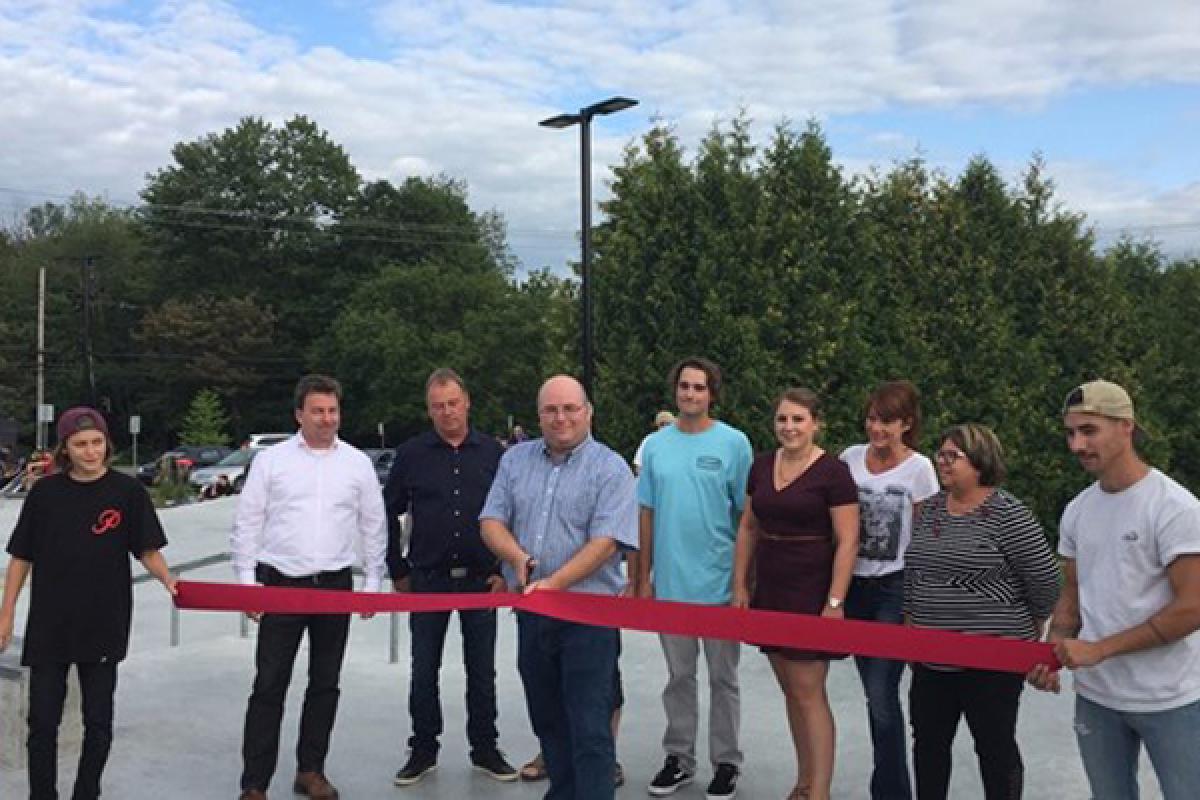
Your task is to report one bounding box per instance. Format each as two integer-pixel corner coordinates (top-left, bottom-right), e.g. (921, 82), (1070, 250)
(36, 266), (46, 450)
(81, 256), (97, 407)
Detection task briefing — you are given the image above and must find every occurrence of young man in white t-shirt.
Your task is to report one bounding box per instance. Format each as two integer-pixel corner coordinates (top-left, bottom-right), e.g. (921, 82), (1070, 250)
(1029, 380), (1200, 800)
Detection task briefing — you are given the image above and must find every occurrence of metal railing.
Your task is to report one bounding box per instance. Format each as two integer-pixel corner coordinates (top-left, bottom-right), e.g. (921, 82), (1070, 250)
(141, 556), (404, 662)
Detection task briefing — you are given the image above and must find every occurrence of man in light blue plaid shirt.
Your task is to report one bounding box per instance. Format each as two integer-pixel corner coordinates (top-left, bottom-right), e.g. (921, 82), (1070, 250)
(481, 375), (638, 800)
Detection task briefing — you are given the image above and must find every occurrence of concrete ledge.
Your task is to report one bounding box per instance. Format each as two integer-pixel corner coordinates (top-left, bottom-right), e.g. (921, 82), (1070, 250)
(0, 642), (83, 772)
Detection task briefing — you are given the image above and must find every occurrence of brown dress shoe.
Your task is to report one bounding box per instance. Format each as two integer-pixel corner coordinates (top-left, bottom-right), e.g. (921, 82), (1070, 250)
(238, 791), (267, 800)
(293, 771), (339, 800)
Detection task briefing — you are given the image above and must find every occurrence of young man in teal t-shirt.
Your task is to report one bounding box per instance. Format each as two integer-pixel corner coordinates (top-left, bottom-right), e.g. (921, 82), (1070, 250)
(636, 357), (752, 800)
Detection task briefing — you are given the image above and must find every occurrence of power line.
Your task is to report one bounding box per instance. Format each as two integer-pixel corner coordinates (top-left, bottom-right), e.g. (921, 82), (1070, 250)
(0, 186), (579, 239)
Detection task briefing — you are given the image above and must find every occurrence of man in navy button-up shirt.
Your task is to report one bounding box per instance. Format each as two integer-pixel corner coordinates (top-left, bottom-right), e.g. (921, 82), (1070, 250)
(384, 368), (514, 786)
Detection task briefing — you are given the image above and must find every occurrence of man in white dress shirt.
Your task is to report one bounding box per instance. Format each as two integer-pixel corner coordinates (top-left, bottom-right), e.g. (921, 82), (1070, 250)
(232, 374), (387, 800)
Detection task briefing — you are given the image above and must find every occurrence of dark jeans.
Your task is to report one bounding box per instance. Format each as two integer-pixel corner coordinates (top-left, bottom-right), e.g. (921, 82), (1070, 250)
(28, 661), (118, 800)
(240, 566), (353, 792)
(407, 568), (498, 756)
(846, 571), (912, 800)
(517, 612), (617, 800)
(909, 664), (1024, 800)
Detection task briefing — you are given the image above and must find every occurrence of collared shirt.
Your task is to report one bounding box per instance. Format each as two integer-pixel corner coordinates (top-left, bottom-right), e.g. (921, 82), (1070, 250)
(479, 435), (638, 596)
(383, 428), (504, 579)
(231, 434), (388, 591)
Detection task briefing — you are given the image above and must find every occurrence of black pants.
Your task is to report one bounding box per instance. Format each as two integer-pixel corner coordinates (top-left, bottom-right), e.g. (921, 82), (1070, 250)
(240, 566), (353, 792)
(909, 664), (1024, 800)
(28, 661), (118, 800)
(407, 568), (498, 756)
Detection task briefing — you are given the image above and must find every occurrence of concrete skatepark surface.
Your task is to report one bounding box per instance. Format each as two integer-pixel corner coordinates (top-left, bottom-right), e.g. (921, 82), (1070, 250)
(0, 495), (1162, 798)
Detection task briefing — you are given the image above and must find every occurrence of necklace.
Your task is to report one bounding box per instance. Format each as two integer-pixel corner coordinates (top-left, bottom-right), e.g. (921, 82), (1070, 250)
(775, 446), (822, 489)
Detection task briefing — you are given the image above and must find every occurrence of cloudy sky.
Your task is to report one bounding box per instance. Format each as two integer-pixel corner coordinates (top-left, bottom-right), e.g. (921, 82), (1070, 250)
(2, 0), (1199, 270)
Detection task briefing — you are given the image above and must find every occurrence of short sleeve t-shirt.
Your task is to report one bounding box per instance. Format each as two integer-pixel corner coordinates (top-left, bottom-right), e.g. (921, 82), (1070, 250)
(840, 445), (939, 577)
(638, 421), (753, 604)
(6, 470), (168, 666)
(1059, 469), (1200, 712)
(747, 452), (858, 538)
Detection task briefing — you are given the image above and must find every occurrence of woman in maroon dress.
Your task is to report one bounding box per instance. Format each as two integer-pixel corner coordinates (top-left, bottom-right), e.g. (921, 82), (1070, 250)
(733, 388), (859, 800)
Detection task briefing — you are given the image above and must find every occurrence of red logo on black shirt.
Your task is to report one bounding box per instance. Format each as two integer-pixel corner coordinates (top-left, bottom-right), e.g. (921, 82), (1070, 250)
(92, 509), (122, 535)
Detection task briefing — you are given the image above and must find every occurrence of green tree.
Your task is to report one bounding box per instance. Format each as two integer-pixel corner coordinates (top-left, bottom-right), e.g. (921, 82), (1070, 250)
(139, 115), (362, 353)
(134, 294), (283, 437)
(591, 123), (700, 454)
(179, 388), (231, 445)
(307, 175), (563, 442)
(0, 195), (155, 443)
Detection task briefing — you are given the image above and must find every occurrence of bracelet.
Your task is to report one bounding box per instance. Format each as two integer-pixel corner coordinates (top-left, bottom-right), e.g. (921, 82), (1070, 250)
(1146, 617), (1169, 645)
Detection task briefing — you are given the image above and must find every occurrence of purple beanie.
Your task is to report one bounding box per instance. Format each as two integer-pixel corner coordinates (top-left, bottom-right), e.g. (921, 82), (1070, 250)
(56, 406), (110, 444)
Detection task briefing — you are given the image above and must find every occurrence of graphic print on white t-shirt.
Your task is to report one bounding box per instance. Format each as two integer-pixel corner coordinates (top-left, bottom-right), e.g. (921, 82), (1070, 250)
(858, 485), (909, 561)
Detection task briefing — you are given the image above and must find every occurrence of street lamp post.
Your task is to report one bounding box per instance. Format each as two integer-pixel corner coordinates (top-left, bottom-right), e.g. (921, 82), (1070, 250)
(540, 96), (638, 402)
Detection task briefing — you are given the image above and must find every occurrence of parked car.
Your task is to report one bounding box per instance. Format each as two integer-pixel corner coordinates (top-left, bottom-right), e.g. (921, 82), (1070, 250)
(363, 448), (395, 486)
(188, 447), (261, 492)
(243, 432), (292, 448)
(137, 445), (232, 486)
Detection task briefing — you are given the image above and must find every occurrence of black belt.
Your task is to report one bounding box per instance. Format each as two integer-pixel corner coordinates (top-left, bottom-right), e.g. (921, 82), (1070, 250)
(257, 563), (352, 587)
(853, 570), (904, 583)
(415, 564), (493, 580)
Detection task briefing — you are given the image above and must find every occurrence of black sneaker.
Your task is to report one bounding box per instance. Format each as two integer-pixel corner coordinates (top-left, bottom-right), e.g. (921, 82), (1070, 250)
(648, 755), (694, 796)
(393, 750), (437, 786)
(705, 763), (739, 800)
(470, 748), (518, 782)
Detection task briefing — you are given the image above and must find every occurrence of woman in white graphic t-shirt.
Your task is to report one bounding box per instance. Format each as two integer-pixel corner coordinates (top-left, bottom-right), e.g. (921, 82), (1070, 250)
(839, 381), (939, 800)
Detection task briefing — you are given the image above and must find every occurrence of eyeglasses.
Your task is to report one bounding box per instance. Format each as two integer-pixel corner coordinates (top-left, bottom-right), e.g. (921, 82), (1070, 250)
(934, 449), (967, 465)
(677, 381), (708, 392)
(539, 403), (585, 418)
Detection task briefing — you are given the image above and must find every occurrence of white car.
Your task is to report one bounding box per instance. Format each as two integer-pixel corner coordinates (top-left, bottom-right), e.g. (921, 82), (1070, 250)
(244, 432), (292, 448)
(188, 448), (261, 492)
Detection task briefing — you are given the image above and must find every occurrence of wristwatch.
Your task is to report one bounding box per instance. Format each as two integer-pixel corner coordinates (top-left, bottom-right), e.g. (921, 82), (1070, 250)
(826, 596), (843, 610)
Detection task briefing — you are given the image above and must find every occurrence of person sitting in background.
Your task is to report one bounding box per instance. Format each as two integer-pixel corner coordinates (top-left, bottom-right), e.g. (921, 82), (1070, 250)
(201, 474), (233, 500)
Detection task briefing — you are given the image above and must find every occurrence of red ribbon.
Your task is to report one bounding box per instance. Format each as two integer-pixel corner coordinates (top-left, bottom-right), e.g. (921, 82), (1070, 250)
(174, 581), (1059, 675)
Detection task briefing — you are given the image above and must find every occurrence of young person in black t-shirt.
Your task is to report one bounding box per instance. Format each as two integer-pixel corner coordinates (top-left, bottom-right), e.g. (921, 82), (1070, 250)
(0, 406), (176, 800)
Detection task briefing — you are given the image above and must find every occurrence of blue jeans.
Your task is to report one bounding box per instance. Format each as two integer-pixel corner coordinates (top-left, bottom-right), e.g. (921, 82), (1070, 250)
(845, 572), (912, 800)
(407, 569), (498, 756)
(517, 612), (617, 800)
(1074, 694), (1200, 800)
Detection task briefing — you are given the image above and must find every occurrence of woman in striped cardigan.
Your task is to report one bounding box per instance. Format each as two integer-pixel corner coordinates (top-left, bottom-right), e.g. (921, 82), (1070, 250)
(903, 423), (1060, 800)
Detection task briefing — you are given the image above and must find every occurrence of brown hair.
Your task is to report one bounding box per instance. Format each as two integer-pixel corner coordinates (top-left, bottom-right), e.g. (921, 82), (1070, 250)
(865, 380), (923, 450)
(293, 374), (343, 410)
(775, 387), (822, 419)
(52, 434), (112, 472)
(669, 357), (723, 403)
(940, 423), (1006, 487)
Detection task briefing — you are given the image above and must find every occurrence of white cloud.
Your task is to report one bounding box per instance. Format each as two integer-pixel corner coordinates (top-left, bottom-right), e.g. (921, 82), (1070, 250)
(0, 0), (1198, 269)
(1050, 163), (1200, 258)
